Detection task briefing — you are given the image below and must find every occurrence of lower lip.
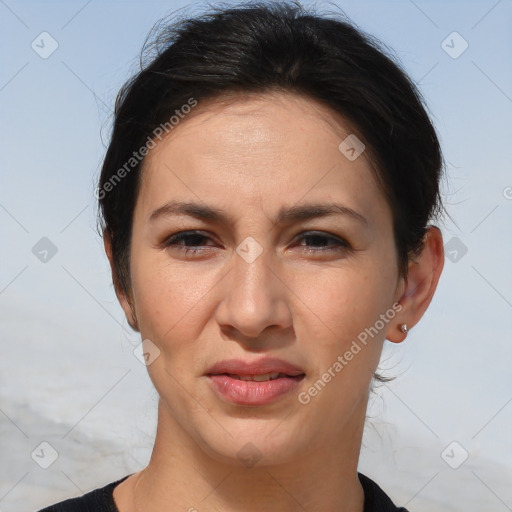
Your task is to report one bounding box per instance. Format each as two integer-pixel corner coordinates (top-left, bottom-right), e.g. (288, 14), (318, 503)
(207, 375), (305, 406)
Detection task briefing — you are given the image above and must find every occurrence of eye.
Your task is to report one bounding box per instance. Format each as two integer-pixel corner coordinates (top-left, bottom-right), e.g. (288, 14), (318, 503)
(292, 231), (350, 253)
(161, 230), (350, 257)
(162, 230), (217, 255)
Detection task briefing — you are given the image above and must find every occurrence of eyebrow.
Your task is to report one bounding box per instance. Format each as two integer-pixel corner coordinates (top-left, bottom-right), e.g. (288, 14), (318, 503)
(149, 200), (369, 227)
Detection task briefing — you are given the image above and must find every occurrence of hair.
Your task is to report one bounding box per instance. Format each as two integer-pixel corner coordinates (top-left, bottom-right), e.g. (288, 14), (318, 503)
(97, 1), (444, 367)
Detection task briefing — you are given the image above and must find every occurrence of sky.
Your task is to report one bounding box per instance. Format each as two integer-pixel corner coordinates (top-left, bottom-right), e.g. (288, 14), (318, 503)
(1, 0), (511, 510)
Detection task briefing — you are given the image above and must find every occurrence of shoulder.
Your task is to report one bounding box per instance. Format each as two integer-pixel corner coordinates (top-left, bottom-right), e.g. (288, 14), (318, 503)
(358, 473), (410, 512)
(36, 475), (131, 512)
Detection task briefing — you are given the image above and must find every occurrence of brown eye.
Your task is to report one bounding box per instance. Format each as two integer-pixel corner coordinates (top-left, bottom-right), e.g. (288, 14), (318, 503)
(165, 231), (213, 247)
(162, 230), (218, 256)
(294, 231), (350, 252)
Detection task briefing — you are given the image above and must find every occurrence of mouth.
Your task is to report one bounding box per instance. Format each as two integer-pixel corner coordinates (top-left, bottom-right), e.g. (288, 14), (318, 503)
(205, 359), (306, 406)
(205, 357), (305, 379)
(214, 372), (305, 382)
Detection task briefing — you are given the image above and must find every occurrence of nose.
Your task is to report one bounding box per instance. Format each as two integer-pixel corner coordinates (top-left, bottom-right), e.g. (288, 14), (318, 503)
(214, 243), (293, 342)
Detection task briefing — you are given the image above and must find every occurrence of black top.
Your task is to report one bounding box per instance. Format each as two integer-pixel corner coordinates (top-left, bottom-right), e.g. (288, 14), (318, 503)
(38, 472), (409, 511)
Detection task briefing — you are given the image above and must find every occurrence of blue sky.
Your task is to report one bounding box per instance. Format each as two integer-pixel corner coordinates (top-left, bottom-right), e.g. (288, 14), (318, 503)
(1, 0), (511, 508)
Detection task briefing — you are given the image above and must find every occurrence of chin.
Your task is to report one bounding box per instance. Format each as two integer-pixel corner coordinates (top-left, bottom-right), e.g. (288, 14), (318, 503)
(193, 417), (307, 469)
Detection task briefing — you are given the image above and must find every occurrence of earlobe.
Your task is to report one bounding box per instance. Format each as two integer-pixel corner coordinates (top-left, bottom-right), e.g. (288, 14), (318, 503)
(387, 322), (409, 344)
(103, 229), (140, 332)
(386, 226), (444, 343)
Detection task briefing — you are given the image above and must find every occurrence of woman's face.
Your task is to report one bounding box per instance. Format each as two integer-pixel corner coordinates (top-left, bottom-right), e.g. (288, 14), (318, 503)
(124, 92), (405, 465)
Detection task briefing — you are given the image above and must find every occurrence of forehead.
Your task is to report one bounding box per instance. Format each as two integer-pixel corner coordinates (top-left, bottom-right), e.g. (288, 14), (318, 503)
(144, 91), (367, 167)
(135, 91), (388, 225)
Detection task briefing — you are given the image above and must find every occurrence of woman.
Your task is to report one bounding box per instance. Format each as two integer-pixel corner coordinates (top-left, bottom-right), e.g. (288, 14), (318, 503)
(39, 1), (444, 510)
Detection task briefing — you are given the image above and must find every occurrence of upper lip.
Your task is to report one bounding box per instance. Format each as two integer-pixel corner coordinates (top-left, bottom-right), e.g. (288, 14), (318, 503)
(206, 357), (305, 377)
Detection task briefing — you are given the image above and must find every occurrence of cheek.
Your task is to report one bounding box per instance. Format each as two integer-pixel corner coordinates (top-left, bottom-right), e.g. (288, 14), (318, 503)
(129, 250), (219, 344)
(292, 262), (396, 419)
(292, 261), (396, 347)
(129, 255), (218, 402)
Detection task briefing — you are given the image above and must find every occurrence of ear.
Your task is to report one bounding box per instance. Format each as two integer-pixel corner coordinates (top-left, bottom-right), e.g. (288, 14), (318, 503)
(386, 225), (444, 343)
(103, 229), (139, 332)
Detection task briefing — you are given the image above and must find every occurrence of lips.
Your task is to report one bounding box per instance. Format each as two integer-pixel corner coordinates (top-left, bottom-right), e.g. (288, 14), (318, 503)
(206, 357), (305, 379)
(205, 357), (306, 406)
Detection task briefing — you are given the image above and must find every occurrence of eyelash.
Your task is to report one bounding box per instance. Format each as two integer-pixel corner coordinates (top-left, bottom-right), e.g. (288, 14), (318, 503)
(162, 230), (350, 255)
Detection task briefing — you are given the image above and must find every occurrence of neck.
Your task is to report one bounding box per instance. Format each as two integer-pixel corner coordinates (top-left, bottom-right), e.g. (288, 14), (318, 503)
(122, 399), (367, 512)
